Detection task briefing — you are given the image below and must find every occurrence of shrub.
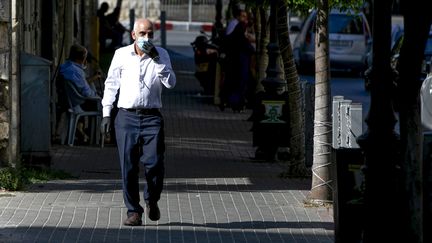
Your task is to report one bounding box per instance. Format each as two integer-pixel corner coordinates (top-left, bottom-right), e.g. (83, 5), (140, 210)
(0, 166), (73, 191)
(0, 167), (25, 191)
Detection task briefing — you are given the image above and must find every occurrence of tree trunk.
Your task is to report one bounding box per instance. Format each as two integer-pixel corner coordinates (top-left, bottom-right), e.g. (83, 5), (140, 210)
(309, 0), (332, 203)
(357, 1), (401, 242)
(276, 1), (308, 176)
(397, 1), (432, 241)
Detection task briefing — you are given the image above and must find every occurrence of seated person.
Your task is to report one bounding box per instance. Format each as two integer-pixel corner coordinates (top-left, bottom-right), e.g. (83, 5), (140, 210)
(60, 44), (101, 106)
(58, 44), (101, 143)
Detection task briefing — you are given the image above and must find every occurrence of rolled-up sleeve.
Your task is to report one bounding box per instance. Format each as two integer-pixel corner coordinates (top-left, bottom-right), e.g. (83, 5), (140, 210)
(155, 47), (176, 89)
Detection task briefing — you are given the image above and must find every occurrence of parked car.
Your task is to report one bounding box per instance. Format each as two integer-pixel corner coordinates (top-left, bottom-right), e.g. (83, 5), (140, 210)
(292, 9), (372, 75)
(364, 24), (432, 90)
(288, 11), (305, 32)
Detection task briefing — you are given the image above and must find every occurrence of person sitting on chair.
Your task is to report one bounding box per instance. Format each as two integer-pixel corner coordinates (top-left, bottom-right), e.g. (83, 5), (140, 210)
(59, 44), (102, 143)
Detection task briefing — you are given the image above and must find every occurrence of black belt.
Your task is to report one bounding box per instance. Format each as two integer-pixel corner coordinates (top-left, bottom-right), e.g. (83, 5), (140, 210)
(123, 108), (160, 115)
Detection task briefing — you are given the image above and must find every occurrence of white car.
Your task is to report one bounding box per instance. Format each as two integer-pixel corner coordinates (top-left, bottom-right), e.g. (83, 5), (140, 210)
(293, 9), (372, 75)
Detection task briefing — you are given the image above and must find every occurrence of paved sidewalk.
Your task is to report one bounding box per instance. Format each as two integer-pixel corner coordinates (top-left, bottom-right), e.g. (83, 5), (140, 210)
(0, 46), (334, 243)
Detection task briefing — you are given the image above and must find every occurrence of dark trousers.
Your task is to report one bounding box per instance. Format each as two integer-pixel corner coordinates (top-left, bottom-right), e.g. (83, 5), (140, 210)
(115, 109), (165, 214)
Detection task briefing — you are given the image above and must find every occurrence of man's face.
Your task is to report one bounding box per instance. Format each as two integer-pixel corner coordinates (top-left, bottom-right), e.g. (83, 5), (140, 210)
(239, 11), (248, 24)
(132, 20), (154, 41)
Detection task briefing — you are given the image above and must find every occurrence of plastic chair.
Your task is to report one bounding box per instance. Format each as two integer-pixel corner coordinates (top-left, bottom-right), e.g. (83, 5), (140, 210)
(63, 78), (102, 146)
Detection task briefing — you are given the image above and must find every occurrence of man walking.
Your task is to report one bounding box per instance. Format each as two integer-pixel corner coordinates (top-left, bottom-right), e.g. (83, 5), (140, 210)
(101, 18), (176, 226)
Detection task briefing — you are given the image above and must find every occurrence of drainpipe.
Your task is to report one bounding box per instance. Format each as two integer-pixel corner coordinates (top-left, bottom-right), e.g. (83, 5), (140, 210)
(9, 0), (21, 166)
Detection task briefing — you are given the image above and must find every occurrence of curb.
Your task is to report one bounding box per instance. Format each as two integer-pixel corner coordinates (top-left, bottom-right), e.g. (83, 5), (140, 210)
(155, 21), (213, 32)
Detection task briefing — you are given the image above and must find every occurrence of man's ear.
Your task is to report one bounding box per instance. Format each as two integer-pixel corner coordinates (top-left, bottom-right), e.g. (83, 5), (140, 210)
(131, 30), (136, 41)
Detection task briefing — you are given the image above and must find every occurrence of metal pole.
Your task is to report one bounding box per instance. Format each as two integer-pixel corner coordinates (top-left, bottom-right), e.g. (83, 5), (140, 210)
(252, 0), (286, 160)
(160, 11), (166, 49)
(143, 0), (147, 19)
(188, 0), (192, 31)
(261, 0), (284, 91)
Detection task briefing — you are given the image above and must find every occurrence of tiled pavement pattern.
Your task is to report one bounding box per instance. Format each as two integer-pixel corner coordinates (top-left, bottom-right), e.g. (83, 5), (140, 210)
(0, 46), (334, 243)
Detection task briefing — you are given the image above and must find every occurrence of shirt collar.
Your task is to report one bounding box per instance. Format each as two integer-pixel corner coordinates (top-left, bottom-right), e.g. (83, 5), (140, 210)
(127, 43), (144, 57)
(127, 43), (136, 55)
(68, 60), (85, 70)
(127, 43), (151, 59)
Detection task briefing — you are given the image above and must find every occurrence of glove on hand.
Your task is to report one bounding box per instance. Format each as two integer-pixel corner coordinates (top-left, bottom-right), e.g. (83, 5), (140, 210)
(142, 41), (160, 61)
(100, 117), (111, 135)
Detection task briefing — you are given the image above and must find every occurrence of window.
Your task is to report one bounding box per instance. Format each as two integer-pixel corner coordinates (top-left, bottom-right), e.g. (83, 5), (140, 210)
(329, 14), (364, 35)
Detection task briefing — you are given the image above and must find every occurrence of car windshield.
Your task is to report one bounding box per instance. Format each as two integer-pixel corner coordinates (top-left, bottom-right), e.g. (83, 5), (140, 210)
(329, 14), (363, 34)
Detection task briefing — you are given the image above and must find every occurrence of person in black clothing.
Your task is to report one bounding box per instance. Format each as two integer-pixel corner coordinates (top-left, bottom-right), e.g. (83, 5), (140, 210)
(220, 17), (255, 112)
(106, 6), (129, 44)
(97, 2), (123, 52)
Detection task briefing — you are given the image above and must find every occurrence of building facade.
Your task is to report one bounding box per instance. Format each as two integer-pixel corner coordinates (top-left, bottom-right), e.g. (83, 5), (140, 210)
(0, 0), (99, 167)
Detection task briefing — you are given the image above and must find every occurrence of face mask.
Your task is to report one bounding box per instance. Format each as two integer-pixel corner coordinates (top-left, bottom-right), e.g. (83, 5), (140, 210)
(136, 37), (151, 51)
(81, 59), (87, 70)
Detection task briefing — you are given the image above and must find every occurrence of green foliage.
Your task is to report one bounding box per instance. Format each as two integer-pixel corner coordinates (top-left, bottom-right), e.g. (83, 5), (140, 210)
(0, 166), (74, 191)
(0, 167), (24, 191)
(330, 0), (364, 12)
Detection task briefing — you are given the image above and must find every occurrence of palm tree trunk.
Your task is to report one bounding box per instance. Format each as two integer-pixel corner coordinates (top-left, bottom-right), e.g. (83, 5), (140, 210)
(309, 0), (332, 203)
(276, 1), (308, 176)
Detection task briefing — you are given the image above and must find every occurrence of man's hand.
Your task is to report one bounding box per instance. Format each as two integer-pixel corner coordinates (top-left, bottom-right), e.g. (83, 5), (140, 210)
(142, 42), (160, 61)
(87, 72), (102, 83)
(100, 117), (111, 135)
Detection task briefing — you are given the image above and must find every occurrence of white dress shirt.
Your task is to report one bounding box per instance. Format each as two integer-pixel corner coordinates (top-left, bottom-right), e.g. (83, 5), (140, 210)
(101, 44), (176, 117)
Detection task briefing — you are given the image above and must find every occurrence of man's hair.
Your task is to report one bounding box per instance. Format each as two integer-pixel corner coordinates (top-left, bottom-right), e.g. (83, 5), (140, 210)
(133, 19), (153, 32)
(68, 44), (87, 61)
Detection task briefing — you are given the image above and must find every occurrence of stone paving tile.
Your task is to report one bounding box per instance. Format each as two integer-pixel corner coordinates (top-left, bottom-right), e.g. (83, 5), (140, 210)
(0, 46), (334, 243)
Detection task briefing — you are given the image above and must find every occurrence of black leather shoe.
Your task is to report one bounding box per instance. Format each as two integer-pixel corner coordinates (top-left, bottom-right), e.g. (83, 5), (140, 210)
(123, 212), (142, 226)
(146, 202), (160, 221)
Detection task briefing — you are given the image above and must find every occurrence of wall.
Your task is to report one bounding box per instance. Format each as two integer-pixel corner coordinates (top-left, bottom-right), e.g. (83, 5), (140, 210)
(0, 0), (11, 165)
